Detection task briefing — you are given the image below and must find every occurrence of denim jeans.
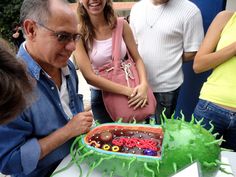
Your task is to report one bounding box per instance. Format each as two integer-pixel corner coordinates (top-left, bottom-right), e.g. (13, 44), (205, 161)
(90, 89), (113, 123)
(194, 99), (236, 151)
(154, 87), (180, 124)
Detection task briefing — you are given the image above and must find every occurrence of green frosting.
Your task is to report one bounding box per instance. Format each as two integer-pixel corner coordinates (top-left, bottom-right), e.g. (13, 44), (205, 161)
(69, 116), (223, 177)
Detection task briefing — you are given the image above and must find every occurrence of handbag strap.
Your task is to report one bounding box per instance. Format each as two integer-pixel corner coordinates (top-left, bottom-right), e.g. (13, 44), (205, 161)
(112, 17), (124, 67)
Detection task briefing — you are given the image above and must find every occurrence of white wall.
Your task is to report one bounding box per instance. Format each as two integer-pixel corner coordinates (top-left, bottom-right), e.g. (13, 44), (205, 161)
(226, 0), (236, 10)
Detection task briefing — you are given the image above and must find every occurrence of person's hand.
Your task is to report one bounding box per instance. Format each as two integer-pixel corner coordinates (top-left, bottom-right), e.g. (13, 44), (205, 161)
(65, 111), (93, 138)
(128, 84), (148, 110)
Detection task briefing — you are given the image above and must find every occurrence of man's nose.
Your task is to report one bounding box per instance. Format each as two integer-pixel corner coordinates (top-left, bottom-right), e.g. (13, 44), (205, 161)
(65, 40), (76, 52)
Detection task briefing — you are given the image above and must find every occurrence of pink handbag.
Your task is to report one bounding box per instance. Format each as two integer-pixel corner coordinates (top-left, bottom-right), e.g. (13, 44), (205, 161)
(97, 17), (157, 122)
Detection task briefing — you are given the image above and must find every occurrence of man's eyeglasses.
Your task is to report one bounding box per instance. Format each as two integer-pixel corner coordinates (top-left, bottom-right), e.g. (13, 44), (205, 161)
(36, 22), (82, 43)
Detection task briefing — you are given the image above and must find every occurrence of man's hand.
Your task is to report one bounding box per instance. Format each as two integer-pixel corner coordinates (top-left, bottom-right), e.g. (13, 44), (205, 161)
(39, 111), (93, 159)
(66, 111), (93, 138)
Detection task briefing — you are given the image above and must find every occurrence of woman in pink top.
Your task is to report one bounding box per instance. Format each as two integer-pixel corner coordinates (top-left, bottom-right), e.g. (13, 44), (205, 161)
(74, 0), (149, 123)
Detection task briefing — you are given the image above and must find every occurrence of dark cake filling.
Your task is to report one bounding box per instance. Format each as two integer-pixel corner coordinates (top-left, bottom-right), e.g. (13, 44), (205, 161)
(86, 126), (163, 157)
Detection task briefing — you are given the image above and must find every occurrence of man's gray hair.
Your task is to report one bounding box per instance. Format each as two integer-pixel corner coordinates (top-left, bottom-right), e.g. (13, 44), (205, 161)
(20, 0), (50, 25)
(20, 0), (69, 25)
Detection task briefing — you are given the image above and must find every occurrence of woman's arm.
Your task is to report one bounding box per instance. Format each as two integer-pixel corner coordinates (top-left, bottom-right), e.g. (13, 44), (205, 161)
(74, 38), (133, 97)
(123, 20), (149, 109)
(123, 21), (148, 86)
(193, 11), (236, 73)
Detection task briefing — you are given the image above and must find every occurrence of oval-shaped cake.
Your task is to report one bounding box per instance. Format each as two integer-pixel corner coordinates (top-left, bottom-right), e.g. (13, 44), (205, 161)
(70, 117), (222, 177)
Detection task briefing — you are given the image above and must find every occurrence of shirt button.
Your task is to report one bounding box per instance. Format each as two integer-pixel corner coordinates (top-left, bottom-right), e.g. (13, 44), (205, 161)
(51, 87), (54, 90)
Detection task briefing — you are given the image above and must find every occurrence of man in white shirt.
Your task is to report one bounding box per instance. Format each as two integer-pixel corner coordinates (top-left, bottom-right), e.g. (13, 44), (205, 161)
(130, 0), (204, 123)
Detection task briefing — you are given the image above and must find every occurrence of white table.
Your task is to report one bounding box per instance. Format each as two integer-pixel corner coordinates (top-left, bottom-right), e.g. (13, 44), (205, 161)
(53, 151), (236, 177)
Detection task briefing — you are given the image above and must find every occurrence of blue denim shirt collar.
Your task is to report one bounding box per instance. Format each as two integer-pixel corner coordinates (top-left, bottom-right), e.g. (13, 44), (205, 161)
(18, 42), (70, 80)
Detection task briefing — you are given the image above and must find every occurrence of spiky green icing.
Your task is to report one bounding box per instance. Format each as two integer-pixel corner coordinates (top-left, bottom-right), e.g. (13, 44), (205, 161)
(70, 117), (222, 177)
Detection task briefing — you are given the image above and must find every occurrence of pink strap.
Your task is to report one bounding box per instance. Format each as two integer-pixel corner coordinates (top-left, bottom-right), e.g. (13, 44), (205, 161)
(112, 17), (124, 67)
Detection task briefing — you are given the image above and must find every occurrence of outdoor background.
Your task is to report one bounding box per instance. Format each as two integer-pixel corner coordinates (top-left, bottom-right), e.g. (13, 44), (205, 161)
(0, 0), (236, 177)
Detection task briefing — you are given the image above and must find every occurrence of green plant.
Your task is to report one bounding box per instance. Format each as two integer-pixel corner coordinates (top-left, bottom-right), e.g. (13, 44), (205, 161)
(0, 0), (23, 47)
(0, 0), (76, 47)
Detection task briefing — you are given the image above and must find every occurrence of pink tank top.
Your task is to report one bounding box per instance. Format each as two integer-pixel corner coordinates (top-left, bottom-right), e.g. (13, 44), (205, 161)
(88, 37), (127, 70)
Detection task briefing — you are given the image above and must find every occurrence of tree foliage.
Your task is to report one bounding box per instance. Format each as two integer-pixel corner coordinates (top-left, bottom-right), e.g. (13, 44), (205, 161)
(0, 0), (76, 47)
(0, 0), (23, 47)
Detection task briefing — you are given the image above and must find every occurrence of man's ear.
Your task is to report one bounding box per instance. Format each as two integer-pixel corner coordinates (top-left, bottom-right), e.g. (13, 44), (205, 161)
(22, 20), (37, 40)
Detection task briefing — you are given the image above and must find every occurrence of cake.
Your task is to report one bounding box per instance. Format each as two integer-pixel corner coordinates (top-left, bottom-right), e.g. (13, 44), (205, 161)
(70, 116), (223, 177)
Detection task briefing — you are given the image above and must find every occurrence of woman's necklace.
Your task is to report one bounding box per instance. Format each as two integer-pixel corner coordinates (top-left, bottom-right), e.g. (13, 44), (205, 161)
(145, 3), (166, 29)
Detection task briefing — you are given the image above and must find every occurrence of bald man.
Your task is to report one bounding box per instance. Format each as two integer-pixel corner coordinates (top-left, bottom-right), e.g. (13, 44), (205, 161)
(0, 0), (93, 176)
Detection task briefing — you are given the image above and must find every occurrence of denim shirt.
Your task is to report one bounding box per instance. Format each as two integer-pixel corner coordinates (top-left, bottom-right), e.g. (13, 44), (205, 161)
(0, 44), (84, 177)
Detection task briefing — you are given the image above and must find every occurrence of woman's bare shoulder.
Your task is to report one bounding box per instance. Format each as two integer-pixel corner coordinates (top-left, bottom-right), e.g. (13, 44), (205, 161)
(216, 10), (234, 23)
